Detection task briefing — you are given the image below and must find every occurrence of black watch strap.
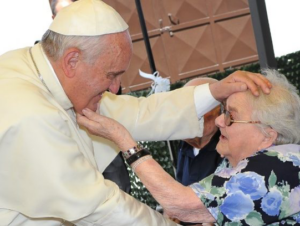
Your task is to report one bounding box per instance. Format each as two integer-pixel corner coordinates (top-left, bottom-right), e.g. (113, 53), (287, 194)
(126, 149), (151, 165)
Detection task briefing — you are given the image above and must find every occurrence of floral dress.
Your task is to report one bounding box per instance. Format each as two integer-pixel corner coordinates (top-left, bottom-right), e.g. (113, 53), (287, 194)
(190, 144), (300, 225)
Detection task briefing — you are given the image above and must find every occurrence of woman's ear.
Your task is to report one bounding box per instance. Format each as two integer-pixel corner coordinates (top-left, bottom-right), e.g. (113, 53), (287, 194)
(62, 48), (80, 78)
(258, 127), (278, 150)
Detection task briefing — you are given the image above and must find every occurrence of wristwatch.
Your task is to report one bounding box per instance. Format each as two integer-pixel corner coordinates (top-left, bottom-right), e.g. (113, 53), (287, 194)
(122, 143), (144, 159)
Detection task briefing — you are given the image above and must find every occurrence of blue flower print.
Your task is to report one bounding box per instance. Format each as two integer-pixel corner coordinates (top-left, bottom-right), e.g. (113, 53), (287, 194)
(289, 186), (300, 213)
(287, 153), (300, 166)
(261, 188), (282, 216)
(220, 190), (254, 221)
(225, 172), (267, 200)
(215, 159), (248, 178)
(208, 207), (219, 220)
(293, 212), (300, 223)
(277, 151), (300, 167)
(190, 183), (215, 200)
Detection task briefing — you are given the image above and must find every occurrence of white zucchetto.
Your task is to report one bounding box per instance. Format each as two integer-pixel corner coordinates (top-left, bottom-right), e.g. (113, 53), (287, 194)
(49, 0), (128, 36)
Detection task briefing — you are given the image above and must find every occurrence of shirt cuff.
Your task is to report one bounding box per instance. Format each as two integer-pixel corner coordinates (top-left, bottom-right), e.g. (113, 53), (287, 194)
(194, 83), (220, 119)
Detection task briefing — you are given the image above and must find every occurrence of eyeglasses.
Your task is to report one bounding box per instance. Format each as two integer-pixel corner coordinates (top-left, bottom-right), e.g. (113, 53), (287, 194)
(221, 103), (261, 127)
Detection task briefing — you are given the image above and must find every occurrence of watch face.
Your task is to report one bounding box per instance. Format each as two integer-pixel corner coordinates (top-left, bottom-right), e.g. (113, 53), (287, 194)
(136, 144), (144, 151)
(123, 144), (144, 159)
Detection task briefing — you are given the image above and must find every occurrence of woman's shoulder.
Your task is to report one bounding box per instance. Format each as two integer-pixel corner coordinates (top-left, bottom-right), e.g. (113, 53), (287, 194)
(213, 145), (300, 186)
(248, 144), (300, 171)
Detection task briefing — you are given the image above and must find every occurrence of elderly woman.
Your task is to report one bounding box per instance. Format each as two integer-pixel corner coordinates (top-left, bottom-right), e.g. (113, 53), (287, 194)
(78, 69), (300, 225)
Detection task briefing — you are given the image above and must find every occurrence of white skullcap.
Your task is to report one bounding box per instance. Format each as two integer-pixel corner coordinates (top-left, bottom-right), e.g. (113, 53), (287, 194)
(49, 0), (128, 36)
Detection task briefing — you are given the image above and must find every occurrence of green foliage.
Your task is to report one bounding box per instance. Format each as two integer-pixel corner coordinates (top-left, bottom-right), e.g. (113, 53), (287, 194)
(127, 141), (175, 209)
(127, 50), (300, 209)
(277, 51), (300, 90)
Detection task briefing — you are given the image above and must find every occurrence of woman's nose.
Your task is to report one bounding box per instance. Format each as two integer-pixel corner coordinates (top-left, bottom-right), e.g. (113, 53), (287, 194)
(215, 113), (225, 128)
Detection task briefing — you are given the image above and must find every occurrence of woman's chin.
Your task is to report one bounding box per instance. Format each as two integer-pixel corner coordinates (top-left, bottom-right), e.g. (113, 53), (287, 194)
(216, 143), (228, 158)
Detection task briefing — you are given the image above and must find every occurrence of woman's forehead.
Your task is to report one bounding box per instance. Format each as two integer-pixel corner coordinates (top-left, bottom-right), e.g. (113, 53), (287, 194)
(227, 92), (251, 111)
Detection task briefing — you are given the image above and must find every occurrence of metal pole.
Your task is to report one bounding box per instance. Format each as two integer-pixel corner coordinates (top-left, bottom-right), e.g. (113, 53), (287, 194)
(135, 0), (156, 73)
(248, 0), (277, 69)
(135, 0), (176, 176)
(167, 140), (177, 178)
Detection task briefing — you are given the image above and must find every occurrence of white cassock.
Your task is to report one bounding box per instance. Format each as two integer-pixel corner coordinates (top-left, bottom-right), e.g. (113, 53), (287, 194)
(0, 43), (218, 225)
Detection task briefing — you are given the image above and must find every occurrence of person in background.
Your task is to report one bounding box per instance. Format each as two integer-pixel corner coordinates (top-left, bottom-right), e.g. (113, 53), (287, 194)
(173, 77), (223, 226)
(176, 78), (223, 187)
(49, 0), (77, 19)
(78, 69), (300, 225)
(0, 0), (271, 224)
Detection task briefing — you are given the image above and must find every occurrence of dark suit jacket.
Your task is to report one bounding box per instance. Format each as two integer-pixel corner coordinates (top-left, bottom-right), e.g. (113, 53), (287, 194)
(176, 130), (223, 186)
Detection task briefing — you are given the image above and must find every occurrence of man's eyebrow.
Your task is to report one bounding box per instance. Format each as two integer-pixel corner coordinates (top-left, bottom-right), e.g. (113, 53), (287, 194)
(107, 70), (125, 77)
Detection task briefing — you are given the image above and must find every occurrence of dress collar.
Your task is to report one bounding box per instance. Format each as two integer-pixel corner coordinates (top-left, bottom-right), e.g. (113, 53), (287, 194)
(30, 43), (73, 111)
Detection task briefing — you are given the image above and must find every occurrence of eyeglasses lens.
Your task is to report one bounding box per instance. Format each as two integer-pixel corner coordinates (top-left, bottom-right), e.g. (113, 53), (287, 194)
(224, 111), (231, 126)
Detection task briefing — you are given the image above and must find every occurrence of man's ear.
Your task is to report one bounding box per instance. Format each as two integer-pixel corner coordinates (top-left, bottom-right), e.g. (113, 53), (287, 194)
(258, 127), (278, 150)
(62, 48), (80, 78)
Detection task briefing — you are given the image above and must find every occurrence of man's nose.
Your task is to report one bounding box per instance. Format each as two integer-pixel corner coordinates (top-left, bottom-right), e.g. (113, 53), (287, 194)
(108, 77), (121, 94)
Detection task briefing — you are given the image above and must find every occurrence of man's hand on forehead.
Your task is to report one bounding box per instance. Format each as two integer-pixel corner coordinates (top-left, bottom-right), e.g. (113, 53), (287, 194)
(209, 70), (272, 102)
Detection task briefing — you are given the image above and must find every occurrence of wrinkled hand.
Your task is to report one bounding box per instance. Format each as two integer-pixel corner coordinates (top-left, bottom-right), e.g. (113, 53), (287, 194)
(77, 108), (137, 151)
(209, 70), (272, 101)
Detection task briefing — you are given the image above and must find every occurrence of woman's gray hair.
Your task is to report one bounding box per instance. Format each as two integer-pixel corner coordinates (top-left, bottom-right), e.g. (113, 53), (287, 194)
(246, 69), (300, 145)
(41, 30), (107, 64)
